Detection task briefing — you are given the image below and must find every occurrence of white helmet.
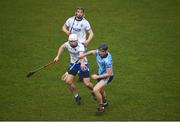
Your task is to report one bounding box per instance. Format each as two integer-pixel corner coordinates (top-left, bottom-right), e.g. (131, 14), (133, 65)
(68, 34), (78, 41)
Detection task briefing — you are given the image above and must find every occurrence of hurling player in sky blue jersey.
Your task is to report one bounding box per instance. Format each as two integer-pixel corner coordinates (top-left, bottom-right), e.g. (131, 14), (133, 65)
(80, 43), (114, 114)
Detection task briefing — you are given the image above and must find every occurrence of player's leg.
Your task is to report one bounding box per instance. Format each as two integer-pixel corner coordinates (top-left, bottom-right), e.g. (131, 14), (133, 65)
(79, 64), (93, 91)
(66, 63), (81, 105)
(93, 80), (106, 104)
(65, 74), (77, 97)
(93, 80), (106, 113)
(100, 87), (106, 100)
(83, 77), (96, 100)
(99, 76), (114, 107)
(83, 77), (93, 90)
(61, 72), (68, 81)
(79, 64), (96, 99)
(100, 88), (108, 107)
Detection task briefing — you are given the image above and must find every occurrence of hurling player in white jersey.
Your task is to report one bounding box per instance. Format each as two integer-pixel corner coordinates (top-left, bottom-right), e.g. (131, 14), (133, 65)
(54, 34), (94, 105)
(62, 7), (94, 47)
(62, 7), (94, 82)
(80, 43), (114, 114)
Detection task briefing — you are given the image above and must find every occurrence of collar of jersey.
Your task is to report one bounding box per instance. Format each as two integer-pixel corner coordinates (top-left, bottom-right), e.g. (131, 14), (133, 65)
(100, 53), (108, 58)
(75, 17), (83, 21)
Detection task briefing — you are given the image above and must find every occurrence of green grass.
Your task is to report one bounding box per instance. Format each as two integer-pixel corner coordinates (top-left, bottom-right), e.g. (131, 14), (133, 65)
(0, 0), (180, 120)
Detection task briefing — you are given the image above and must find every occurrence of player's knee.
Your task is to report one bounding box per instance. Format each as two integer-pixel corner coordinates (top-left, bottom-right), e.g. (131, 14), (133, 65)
(65, 79), (72, 85)
(93, 87), (99, 93)
(83, 78), (91, 85)
(84, 81), (90, 87)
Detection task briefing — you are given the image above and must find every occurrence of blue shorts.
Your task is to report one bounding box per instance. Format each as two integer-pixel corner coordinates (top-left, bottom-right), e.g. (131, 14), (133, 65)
(67, 63), (90, 78)
(97, 76), (114, 84)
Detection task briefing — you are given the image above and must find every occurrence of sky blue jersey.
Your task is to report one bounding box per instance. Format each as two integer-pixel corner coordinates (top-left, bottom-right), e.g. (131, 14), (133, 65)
(95, 50), (113, 76)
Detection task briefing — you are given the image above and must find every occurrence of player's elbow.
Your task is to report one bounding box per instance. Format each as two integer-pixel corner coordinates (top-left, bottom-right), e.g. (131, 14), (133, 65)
(90, 31), (94, 37)
(88, 30), (94, 37)
(62, 26), (65, 32)
(62, 25), (67, 32)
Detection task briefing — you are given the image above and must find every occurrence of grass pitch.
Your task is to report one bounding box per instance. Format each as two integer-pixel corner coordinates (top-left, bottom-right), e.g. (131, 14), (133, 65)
(0, 0), (180, 120)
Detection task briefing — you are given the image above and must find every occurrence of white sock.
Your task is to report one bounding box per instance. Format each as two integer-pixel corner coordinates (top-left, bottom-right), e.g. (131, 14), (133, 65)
(74, 93), (79, 98)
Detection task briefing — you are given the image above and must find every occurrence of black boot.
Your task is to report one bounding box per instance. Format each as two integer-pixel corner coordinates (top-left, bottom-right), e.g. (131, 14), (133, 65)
(96, 104), (105, 115)
(102, 99), (108, 107)
(75, 96), (81, 105)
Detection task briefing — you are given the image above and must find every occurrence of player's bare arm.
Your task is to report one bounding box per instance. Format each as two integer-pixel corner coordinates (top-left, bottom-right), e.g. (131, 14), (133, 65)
(62, 24), (70, 36)
(80, 50), (96, 59)
(54, 43), (66, 62)
(85, 30), (94, 47)
(79, 52), (86, 70)
(92, 67), (112, 80)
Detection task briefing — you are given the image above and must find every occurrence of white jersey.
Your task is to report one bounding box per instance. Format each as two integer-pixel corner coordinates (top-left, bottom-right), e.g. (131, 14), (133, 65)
(63, 41), (88, 64)
(65, 16), (91, 44)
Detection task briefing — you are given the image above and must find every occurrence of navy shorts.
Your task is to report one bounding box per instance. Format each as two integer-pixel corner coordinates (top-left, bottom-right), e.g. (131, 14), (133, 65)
(68, 63), (90, 78)
(97, 76), (114, 84)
